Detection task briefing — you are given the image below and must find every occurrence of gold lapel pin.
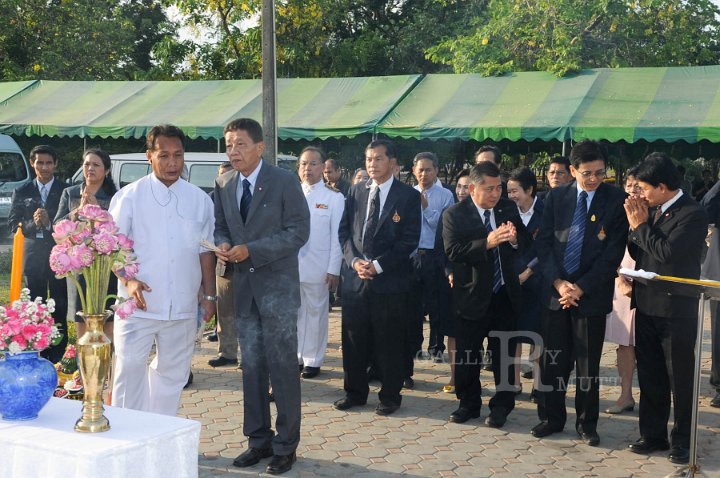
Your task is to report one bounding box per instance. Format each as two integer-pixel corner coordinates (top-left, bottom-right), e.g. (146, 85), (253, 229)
(392, 210), (401, 223)
(590, 214), (596, 222)
(597, 226), (606, 241)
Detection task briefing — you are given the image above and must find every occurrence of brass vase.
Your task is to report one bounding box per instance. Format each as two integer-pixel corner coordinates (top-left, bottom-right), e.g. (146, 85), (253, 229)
(74, 311), (112, 433)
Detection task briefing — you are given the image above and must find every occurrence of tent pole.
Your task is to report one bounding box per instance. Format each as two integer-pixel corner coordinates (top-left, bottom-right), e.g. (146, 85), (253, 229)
(262, 0), (278, 165)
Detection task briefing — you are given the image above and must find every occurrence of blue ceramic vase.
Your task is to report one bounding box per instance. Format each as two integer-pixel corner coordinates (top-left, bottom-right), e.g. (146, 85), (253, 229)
(0, 351), (58, 420)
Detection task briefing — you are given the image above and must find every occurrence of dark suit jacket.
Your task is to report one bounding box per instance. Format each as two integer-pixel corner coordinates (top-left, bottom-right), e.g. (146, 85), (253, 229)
(9, 178), (67, 279)
(535, 181), (628, 316)
(339, 178), (421, 295)
(442, 197), (529, 322)
(214, 161), (310, 318)
(629, 193), (708, 319)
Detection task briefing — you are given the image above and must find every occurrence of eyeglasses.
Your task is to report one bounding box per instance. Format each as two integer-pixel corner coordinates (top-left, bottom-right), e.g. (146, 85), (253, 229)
(577, 170), (606, 179)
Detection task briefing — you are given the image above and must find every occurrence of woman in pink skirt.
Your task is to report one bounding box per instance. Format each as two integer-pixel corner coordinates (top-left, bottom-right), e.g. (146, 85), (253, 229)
(605, 169), (640, 414)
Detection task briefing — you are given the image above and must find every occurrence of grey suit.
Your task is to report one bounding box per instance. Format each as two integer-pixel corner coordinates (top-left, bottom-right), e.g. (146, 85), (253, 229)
(214, 160), (310, 455)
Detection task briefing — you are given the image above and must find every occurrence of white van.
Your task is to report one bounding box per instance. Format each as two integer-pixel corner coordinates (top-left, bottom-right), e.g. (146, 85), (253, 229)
(0, 134), (32, 228)
(72, 153), (298, 193)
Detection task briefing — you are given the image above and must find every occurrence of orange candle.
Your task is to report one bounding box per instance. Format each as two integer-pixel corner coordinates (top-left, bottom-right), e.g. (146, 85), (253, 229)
(9, 223), (24, 302)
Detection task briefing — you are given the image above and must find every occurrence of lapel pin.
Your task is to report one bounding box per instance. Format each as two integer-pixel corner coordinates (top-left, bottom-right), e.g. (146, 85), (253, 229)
(590, 214), (596, 222)
(597, 226), (606, 241)
(392, 210), (401, 223)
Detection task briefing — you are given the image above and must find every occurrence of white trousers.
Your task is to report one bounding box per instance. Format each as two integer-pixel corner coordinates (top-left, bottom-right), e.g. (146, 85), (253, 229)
(297, 282), (329, 367)
(112, 316), (195, 416)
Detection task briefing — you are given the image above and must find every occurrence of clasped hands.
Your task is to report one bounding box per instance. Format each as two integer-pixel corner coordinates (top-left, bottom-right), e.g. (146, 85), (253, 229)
(215, 242), (250, 264)
(33, 208), (50, 229)
(353, 259), (378, 280)
(624, 195), (649, 230)
(486, 221), (517, 249)
(554, 279), (584, 309)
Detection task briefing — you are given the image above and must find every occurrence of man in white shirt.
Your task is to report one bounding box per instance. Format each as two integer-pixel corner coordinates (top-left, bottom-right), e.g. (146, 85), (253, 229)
(296, 147), (344, 378)
(110, 124), (216, 416)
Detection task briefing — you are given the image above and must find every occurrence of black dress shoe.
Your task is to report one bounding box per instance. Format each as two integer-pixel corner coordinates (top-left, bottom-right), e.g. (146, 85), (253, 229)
(627, 437), (670, 454)
(521, 369), (533, 379)
(333, 397), (365, 410)
(232, 447), (273, 467)
(376, 401), (400, 415)
(529, 389), (539, 403)
(579, 430), (600, 446)
(668, 447), (690, 464)
(207, 332), (218, 342)
(184, 371), (193, 389)
(531, 421), (563, 438)
(403, 377), (415, 389)
(711, 392), (720, 408)
(449, 407), (480, 423)
(299, 364), (304, 372)
(208, 356), (238, 367)
(301, 366), (320, 378)
(485, 407), (508, 428)
(266, 452), (296, 475)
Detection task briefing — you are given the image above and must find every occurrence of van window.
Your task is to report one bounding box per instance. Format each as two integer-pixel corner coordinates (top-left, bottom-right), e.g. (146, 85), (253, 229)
(119, 163), (151, 188)
(188, 163), (220, 193)
(0, 152), (29, 182)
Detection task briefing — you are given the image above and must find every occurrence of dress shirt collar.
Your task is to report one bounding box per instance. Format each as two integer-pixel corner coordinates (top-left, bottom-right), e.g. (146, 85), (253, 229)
(414, 179), (441, 193)
(660, 189), (683, 213)
(576, 183), (596, 207)
(368, 175), (394, 195)
(302, 179), (322, 195)
(518, 196), (537, 226)
(36, 177), (54, 191)
(239, 161), (263, 189)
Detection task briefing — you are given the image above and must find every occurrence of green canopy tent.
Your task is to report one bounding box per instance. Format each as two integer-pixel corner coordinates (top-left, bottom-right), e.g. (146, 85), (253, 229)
(376, 66), (720, 144)
(0, 76), (422, 141)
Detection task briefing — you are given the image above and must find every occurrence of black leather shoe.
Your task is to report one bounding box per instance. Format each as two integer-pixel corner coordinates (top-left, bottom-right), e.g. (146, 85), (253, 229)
(333, 397), (366, 410)
(627, 437), (670, 454)
(449, 407), (480, 423)
(531, 421), (563, 438)
(208, 356), (238, 367)
(376, 401), (400, 415)
(301, 366), (320, 378)
(299, 364), (304, 372)
(207, 332), (218, 342)
(579, 430), (600, 446)
(266, 452), (296, 475)
(233, 447), (273, 467)
(521, 369), (533, 379)
(485, 407), (508, 428)
(403, 377), (415, 389)
(711, 392), (720, 408)
(668, 447), (690, 464)
(184, 371), (193, 389)
(529, 389), (539, 403)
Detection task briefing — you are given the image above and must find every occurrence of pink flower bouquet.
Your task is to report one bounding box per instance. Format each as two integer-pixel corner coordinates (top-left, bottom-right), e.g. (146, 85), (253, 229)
(50, 204), (138, 318)
(0, 288), (62, 355)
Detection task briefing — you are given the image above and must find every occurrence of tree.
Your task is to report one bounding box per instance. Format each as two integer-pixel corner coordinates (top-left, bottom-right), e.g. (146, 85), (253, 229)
(426, 0), (720, 77)
(0, 0), (172, 81)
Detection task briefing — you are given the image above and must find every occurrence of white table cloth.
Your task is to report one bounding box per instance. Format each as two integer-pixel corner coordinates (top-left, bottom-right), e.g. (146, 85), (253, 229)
(0, 398), (200, 478)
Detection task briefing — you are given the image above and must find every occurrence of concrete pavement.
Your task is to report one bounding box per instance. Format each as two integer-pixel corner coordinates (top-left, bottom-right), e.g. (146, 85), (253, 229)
(181, 309), (720, 477)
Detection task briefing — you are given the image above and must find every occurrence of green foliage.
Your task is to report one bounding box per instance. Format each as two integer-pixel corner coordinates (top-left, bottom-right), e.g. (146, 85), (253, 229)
(427, 0), (720, 77)
(0, 0), (173, 81)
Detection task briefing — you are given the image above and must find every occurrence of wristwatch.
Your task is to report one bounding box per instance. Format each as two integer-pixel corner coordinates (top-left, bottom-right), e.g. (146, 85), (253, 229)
(202, 295), (217, 302)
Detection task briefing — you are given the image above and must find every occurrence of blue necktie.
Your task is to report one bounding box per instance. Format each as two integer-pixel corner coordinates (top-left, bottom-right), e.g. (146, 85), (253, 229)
(564, 191), (588, 275)
(240, 179), (252, 223)
(483, 210), (503, 293)
(40, 184), (48, 206)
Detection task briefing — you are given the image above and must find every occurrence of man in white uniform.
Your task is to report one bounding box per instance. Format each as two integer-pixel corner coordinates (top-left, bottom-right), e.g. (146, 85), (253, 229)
(110, 124), (216, 416)
(297, 147), (344, 378)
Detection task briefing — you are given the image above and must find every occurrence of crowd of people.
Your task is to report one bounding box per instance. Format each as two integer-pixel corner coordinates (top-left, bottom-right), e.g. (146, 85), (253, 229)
(10, 124), (720, 475)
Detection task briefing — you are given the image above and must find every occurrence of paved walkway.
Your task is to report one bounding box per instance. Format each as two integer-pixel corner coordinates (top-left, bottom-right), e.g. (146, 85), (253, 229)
(182, 309), (720, 477)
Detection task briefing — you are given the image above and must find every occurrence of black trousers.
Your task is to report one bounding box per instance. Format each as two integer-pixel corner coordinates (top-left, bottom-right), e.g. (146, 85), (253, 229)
(455, 287), (516, 413)
(635, 311), (697, 448)
(26, 275), (68, 364)
(403, 268), (423, 378)
(342, 285), (406, 406)
(540, 309), (605, 433)
(418, 252), (447, 355)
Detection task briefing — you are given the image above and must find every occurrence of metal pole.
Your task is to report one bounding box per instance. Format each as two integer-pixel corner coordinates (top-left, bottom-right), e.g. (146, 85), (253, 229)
(261, 0), (277, 165)
(667, 293), (706, 478)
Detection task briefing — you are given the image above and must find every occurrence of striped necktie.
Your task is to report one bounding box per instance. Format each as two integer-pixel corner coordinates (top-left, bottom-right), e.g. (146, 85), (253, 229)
(564, 191), (588, 275)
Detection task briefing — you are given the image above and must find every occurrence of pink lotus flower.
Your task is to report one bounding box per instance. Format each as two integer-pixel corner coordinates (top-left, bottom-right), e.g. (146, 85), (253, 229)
(78, 204), (106, 220)
(92, 232), (117, 255)
(117, 234), (133, 250)
(70, 244), (95, 268)
(94, 221), (118, 235)
(52, 219), (77, 244)
(113, 299), (137, 320)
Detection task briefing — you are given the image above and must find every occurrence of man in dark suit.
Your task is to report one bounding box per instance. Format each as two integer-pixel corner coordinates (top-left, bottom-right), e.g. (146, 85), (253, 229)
(334, 139), (421, 416)
(323, 158), (350, 197)
(625, 153), (708, 465)
(532, 140), (628, 446)
(9, 145), (68, 363)
(215, 118), (310, 475)
(442, 161), (528, 428)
